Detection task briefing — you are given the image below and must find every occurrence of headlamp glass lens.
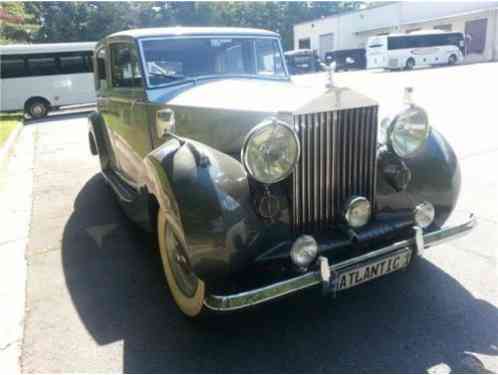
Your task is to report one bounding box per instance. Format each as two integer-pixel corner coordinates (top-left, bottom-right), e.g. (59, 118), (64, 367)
(243, 119), (299, 184)
(390, 106), (430, 157)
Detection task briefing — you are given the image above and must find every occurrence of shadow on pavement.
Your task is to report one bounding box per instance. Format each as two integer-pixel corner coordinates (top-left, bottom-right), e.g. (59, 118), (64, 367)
(62, 174), (498, 373)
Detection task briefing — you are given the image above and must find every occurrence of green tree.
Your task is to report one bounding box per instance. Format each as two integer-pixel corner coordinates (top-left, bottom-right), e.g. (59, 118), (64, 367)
(23, 1), (364, 49)
(0, 2), (39, 44)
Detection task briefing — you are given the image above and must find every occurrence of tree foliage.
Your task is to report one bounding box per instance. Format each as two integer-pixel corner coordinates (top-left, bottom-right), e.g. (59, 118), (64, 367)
(1, 2), (364, 50)
(0, 2), (39, 44)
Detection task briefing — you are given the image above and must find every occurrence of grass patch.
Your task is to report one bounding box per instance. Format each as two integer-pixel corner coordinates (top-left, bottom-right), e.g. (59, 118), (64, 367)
(0, 113), (23, 148)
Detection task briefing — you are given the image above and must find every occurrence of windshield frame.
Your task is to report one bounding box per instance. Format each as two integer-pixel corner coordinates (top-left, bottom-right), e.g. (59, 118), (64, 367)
(137, 34), (290, 89)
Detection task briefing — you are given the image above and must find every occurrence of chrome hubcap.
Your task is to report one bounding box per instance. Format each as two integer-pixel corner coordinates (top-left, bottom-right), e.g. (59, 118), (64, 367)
(165, 225), (198, 297)
(32, 104), (44, 116)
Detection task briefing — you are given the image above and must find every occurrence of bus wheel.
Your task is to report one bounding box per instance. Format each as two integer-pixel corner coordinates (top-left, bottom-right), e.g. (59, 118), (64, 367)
(26, 98), (49, 119)
(405, 58), (415, 70)
(448, 54), (457, 65)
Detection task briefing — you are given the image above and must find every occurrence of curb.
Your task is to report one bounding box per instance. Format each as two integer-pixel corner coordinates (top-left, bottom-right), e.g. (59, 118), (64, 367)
(0, 122), (23, 168)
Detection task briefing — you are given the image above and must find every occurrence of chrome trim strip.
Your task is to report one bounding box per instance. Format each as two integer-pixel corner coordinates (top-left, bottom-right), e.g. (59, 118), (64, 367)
(203, 214), (476, 312)
(414, 226), (424, 256)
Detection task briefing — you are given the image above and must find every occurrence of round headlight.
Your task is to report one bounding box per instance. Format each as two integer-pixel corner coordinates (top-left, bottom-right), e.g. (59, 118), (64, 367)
(389, 105), (430, 158)
(241, 118), (300, 184)
(344, 196), (371, 228)
(414, 201), (435, 229)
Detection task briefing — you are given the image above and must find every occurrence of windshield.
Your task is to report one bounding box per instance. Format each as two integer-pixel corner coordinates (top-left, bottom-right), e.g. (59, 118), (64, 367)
(140, 36), (287, 87)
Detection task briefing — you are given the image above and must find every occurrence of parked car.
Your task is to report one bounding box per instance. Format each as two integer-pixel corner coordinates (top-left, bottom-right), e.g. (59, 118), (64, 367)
(325, 48), (366, 71)
(284, 49), (322, 75)
(88, 27), (475, 317)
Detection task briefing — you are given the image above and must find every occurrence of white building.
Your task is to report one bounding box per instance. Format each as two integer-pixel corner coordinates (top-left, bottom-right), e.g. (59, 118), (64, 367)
(294, 2), (498, 63)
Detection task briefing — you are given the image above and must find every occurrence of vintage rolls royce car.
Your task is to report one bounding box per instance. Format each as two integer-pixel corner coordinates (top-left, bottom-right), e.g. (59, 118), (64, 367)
(88, 27), (475, 317)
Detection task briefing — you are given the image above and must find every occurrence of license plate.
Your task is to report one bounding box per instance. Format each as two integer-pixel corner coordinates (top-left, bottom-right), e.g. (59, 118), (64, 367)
(335, 248), (412, 291)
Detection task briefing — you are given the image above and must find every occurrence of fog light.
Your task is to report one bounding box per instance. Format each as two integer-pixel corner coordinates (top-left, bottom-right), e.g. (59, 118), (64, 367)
(290, 235), (318, 268)
(344, 196), (371, 228)
(414, 201), (435, 228)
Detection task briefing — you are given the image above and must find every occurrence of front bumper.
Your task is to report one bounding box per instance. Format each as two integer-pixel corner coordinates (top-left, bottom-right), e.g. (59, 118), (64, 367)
(203, 213), (476, 312)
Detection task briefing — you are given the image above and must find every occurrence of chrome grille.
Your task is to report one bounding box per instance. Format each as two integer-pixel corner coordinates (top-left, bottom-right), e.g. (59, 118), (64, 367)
(292, 106), (378, 233)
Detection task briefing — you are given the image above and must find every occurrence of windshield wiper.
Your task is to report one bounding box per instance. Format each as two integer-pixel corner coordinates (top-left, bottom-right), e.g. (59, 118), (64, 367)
(148, 72), (185, 80)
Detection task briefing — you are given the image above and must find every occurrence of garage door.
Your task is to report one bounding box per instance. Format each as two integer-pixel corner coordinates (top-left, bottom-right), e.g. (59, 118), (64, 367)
(319, 33), (335, 59)
(465, 18), (488, 54)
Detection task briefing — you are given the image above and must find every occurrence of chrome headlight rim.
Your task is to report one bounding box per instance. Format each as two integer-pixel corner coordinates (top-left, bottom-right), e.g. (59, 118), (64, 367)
(241, 117), (301, 185)
(387, 104), (431, 159)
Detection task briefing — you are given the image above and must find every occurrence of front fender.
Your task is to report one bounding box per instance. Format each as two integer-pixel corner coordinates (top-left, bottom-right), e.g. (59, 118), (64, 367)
(144, 138), (262, 281)
(406, 128), (461, 227)
(376, 128), (461, 228)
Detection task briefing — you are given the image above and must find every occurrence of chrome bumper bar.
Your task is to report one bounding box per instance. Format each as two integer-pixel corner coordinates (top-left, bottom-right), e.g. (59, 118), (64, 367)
(204, 214), (476, 312)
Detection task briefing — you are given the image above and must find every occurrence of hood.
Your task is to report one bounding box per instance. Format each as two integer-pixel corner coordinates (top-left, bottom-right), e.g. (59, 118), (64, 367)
(149, 77), (377, 114)
(148, 77), (377, 154)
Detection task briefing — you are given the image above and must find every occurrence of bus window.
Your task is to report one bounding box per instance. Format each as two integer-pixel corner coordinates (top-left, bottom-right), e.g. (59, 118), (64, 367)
(367, 37), (385, 50)
(388, 36), (421, 50)
(59, 53), (87, 74)
(0, 55), (27, 78)
(82, 52), (93, 73)
(27, 55), (59, 76)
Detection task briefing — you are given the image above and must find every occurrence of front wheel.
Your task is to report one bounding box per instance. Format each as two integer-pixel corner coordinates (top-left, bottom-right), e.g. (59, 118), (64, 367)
(448, 54), (457, 65)
(157, 210), (206, 317)
(26, 98), (49, 119)
(405, 58), (415, 70)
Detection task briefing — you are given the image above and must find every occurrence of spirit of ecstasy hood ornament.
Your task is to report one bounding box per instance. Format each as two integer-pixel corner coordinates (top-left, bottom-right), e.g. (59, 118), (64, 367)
(325, 62), (336, 90)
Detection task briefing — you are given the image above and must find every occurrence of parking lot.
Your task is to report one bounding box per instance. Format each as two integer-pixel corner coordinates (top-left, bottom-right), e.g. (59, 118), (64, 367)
(3, 62), (498, 372)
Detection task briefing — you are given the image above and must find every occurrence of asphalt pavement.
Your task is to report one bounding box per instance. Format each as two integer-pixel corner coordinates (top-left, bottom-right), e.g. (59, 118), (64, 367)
(10, 63), (498, 373)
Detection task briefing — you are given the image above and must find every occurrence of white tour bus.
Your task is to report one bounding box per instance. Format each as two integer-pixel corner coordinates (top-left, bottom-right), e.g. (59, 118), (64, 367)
(0, 42), (96, 118)
(367, 31), (464, 71)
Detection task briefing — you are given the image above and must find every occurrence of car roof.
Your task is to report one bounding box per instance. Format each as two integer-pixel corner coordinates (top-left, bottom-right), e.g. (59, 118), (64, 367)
(0, 42), (96, 55)
(108, 27), (279, 39)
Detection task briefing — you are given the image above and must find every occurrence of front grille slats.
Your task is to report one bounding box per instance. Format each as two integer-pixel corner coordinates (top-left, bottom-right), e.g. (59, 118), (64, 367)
(292, 106), (378, 233)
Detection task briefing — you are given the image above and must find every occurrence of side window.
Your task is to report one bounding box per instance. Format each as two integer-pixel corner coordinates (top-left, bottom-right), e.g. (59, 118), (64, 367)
(59, 53), (87, 74)
(110, 43), (143, 89)
(254, 39), (285, 76)
(95, 48), (107, 90)
(27, 55), (59, 76)
(298, 38), (311, 49)
(82, 52), (93, 73)
(0, 55), (27, 78)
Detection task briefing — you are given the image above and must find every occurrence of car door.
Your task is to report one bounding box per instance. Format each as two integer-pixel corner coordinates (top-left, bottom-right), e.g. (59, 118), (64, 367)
(94, 45), (120, 172)
(107, 41), (151, 186)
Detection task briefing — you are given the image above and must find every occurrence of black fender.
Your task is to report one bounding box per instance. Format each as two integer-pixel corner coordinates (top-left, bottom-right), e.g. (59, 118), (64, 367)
(376, 128), (461, 228)
(144, 138), (263, 282)
(88, 111), (114, 170)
